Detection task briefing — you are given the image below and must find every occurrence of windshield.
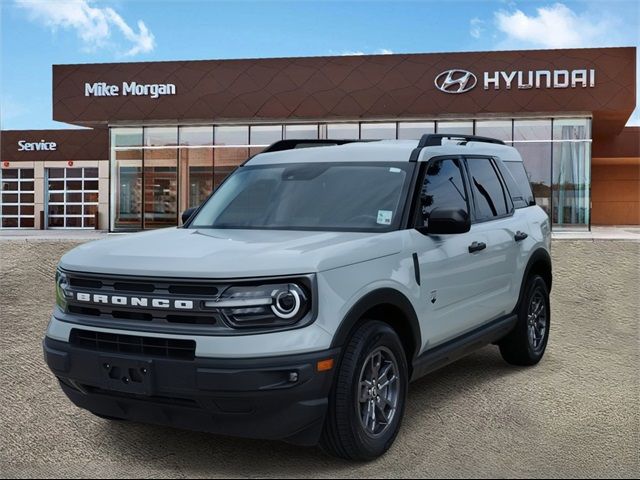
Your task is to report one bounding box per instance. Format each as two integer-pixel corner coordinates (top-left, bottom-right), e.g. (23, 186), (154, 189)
(189, 162), (414, 232)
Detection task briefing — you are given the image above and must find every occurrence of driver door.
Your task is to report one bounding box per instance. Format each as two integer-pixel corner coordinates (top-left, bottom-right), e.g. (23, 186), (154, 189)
(411, 157), (493, 348)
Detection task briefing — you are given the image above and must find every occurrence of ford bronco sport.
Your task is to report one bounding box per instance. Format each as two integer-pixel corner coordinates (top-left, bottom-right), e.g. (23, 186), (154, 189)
(44, 134), (552, 460)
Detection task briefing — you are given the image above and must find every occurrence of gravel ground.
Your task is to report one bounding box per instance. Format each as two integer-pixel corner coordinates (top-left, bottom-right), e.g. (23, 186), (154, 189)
(0, 239), (638, 479)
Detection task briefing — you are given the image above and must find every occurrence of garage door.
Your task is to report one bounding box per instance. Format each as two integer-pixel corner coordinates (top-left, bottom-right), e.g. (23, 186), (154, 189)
(47, 167), (99, 229)
(0, 168), (35, 229)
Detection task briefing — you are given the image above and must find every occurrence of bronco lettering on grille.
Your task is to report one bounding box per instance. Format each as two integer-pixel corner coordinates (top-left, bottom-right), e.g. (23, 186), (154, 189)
(76, 292), (194, 310)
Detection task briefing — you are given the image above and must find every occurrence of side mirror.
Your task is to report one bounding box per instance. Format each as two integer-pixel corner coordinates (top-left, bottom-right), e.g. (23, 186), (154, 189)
(181, 207), (197, 225)
(417, 208), (471, 235)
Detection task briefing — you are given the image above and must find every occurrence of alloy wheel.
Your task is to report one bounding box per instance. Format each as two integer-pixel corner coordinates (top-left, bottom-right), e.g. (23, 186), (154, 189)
(357, 347), (400, 437)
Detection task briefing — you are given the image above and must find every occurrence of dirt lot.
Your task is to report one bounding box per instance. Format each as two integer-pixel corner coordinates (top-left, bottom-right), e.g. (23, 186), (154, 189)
(0, 239), (638, 478)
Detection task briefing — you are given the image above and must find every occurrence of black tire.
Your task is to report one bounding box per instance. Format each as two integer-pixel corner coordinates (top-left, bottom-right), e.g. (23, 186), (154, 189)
(499, 275), (550, 366)
(320, 320), (408, 461)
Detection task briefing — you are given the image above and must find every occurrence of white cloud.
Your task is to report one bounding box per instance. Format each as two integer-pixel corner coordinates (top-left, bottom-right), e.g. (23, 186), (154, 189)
(470, 18), (484, 39)
(492, 3), (638, 127)
(15, 0), (155, 57)
(494, 3), (615, 49)
(339, 48), (394, 56)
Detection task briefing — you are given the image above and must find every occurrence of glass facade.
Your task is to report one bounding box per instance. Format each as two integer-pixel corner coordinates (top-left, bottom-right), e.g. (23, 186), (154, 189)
(110, 117), (592, 231)
(552, 119), (591, 227)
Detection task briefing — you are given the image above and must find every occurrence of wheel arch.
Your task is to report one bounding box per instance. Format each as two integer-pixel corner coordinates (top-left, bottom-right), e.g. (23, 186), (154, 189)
(331, 288), (422, 368)
(518, 248), (553, 307)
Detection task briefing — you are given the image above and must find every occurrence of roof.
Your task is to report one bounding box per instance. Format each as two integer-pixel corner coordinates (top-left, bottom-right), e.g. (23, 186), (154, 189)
(246, 139), (523, 165)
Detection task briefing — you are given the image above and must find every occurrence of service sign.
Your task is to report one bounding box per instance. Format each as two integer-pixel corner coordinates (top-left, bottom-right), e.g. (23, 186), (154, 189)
(18, 140), (57, 151)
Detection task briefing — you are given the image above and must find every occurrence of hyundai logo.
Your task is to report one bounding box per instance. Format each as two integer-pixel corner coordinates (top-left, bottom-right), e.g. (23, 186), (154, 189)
(435, 69), (478, 94)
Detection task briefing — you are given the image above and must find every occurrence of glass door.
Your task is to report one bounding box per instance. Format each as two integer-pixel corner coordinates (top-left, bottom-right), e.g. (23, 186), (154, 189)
(0, 168), (35, 229)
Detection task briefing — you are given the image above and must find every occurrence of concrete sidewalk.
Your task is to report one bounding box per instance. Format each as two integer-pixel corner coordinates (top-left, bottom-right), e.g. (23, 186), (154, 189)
(0, 230), (110, 242)
(552, 226), (640, 241)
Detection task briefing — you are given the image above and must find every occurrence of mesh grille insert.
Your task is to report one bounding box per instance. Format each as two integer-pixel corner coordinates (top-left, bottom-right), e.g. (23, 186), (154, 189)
(70, 329), (196, 360)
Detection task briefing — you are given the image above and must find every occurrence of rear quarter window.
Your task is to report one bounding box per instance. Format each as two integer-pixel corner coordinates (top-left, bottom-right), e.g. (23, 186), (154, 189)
(501, 161), (535, 209)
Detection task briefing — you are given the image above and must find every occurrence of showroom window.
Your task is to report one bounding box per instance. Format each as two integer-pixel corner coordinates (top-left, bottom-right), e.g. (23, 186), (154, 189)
(327, 123), (360, 139)
(437, 120), (473, 135)
(284, 124), (319, 140)
(475, 120), (513, 142)
(111, 125), (256, 230)
(214, 126), (249, 188)
(111, 128), (143, 231)
(179, 127), (214, 216)
(512, 119), (553, 218)
(250, 125), (283, 155)
(144, 127), (178, 229)
(398, 122), (435, 140)
(47, 168), (99, 229)
(552, 118), (591, 227)
(0, 168), (35, 229)
(360, 123), (396, 140)
(109, 117), (592, 231)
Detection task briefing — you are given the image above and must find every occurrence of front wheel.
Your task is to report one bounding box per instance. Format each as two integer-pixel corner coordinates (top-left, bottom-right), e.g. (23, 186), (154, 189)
(499, 275), (550, 366)
(320, 321), (408, 461)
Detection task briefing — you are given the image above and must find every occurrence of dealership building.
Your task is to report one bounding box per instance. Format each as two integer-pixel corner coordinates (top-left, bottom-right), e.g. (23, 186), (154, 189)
(1, 46), (638, 231)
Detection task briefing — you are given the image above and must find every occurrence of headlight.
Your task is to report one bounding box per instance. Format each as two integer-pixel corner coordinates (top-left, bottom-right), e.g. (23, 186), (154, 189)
(55, 269), (72, 311)
(205, 282), (310, 329)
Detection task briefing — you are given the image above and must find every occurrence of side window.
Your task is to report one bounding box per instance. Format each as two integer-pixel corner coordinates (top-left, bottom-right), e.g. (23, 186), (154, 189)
(503, 161), (535, 207)
(417, 158), (468, 227)
(466, 157), (511, 221)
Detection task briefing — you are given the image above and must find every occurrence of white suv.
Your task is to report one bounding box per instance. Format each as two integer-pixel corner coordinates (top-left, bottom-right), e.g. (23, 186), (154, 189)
(44, 134), (552, 460)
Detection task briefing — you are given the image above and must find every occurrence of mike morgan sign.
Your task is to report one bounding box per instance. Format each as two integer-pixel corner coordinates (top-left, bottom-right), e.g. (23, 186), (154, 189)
(85, 82), (177, 99)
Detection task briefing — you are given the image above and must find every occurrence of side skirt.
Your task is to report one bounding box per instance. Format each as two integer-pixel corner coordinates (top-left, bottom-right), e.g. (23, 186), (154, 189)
(410, 314), (517, 382)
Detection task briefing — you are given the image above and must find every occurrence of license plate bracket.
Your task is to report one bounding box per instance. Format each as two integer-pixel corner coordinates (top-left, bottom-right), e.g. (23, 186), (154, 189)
(99, 356), (154, 395)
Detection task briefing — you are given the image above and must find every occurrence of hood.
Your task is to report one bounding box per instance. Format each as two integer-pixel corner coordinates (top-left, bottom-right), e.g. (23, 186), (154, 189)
(59, 228), (404, 278)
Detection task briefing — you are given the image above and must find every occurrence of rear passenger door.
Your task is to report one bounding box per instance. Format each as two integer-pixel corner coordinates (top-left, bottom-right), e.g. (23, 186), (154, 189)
(463, 156), (519, 322)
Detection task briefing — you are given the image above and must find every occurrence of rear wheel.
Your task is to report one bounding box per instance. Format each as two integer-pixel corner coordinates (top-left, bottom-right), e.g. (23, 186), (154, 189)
(321, 320), (408, 461)
(499, 275), (550, 366)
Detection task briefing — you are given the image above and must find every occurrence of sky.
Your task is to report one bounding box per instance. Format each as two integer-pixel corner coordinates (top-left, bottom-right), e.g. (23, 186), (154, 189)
(1, 0), (639, 130)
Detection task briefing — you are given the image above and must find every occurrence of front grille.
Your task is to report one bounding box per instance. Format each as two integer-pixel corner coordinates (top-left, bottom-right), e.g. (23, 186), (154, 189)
(70, 329), (196, 360)
(64, 272), (227, 328)
(67, 305), (218, 325)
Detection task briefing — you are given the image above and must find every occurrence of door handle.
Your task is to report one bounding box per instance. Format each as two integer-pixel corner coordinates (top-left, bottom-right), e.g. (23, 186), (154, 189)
(515, 231), (528, 242)
(468, 241), (486, 253)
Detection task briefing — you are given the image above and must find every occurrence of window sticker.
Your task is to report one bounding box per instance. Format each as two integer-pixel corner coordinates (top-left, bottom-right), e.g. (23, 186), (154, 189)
(377, 210), (393, 225)
(389, 167), (402, 173)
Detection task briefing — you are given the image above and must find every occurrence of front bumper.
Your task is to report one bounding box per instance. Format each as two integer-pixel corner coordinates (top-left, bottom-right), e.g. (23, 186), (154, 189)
(43, 337), (339, 446)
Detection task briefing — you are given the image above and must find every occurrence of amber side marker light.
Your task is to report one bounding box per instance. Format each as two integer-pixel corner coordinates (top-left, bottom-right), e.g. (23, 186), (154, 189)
(317, 359), (334, 372)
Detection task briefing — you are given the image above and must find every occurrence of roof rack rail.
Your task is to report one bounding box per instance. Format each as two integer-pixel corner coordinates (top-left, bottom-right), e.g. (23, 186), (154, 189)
(262, 139), (368, 153)
(417, 134), (505, 148)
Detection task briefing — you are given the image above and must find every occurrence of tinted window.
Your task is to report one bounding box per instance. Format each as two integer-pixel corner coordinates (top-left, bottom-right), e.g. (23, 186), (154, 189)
(503, 161), (535, 208)
(418, 158), (468, 227)
(466, 158), (510, 220)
